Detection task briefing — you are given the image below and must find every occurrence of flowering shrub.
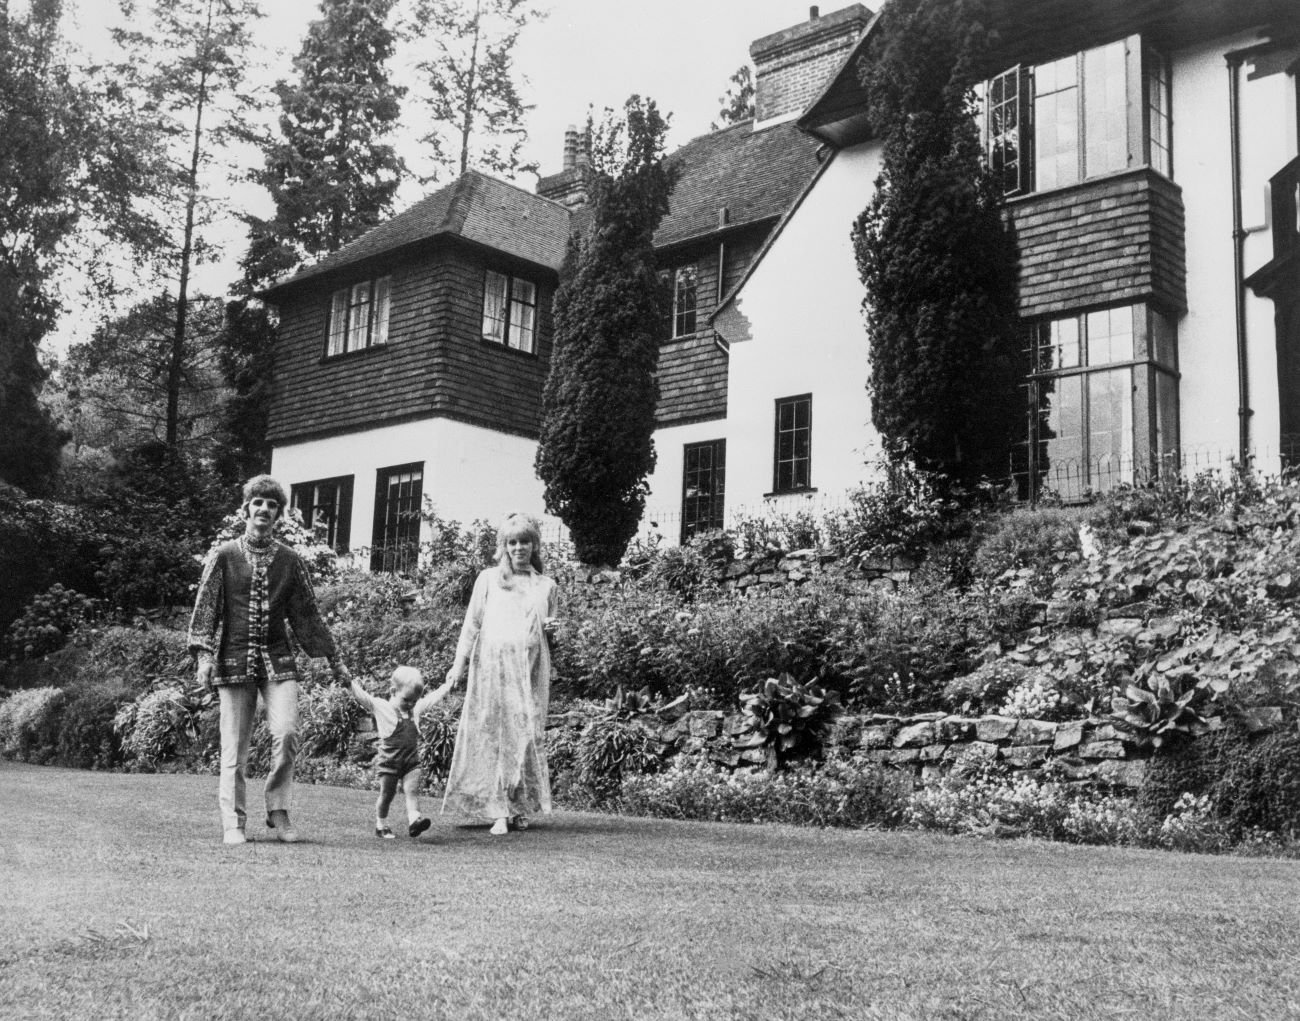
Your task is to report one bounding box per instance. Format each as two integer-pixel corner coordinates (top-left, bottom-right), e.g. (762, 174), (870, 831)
(1000, 674), (1064, 720)
(0, 686), (65, 759)
(1158, 793), (1233, 854)
(6, 585), (99, 659)
(905, 761), (1071, 839)
(618, 753), (912, 828)
(1060, 793), (1149, 846)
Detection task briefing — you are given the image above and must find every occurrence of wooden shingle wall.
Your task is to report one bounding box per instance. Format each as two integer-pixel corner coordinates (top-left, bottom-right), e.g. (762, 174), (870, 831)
(267, 243), (555, 446)
(1010, 168), (1187, 319)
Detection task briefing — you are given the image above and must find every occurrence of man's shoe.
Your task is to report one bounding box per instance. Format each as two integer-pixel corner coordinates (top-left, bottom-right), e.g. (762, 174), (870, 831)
(375, 824), (396, 839)
(223, 829), (247, 845)
(266, 812), (301, 844)
(408, 816), (431, 839)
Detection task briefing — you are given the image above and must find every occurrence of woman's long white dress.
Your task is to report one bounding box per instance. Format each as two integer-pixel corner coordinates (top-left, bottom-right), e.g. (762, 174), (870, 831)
(442, 566), (556, 820)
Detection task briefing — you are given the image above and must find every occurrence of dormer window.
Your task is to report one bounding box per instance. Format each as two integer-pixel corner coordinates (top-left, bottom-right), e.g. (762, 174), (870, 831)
(326, 275), (390, 357)
(482, 269), (537, 353)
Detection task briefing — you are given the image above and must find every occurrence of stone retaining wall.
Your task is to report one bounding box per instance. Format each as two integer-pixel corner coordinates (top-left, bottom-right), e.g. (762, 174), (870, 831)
(719, 549), (917, 593)
(547, 705), (1285, 790)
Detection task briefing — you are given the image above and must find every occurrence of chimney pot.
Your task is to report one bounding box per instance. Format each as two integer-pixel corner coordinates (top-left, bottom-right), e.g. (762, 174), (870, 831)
(810, 5), (819, 18)
(563, 124), (578, 170)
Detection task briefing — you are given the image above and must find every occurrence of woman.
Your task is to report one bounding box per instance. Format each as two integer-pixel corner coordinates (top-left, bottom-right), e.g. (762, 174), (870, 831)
(442, 512), (558, 834)
(189, 474), (347, 845)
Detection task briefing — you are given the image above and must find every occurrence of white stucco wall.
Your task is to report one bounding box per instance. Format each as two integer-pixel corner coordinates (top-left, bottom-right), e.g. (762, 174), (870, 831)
(723, 142), (886, 514)
(1173, 31), (1298, 472)
(270, 418), (560, 557)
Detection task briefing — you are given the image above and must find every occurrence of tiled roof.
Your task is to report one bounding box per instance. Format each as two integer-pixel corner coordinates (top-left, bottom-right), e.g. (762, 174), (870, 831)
(262, 171), (572, 298)
(655, 118), (824, 250)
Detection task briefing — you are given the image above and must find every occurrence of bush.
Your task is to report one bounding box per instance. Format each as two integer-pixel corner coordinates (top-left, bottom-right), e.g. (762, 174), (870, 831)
(298, 682), (366, 759)
(114, 685), (215, 770)
(53, 681), (133, 769)
(735, 672), (841, 770)
(574, 691), (663, 804)
(618, 753), (912, 828)
(905, 760), (1072, 839)
(85, 626), (193, 694)
(417, 697), (462, 784)
(1209, 727), (1300, 837)
(0, 686), (65, 761)
(6, 584), (99, 659)
(969, 506), (1087, 594)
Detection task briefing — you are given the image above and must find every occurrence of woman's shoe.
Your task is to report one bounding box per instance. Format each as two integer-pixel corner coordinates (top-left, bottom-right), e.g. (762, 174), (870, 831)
(408, 816), (431, 839)
(489, 818), (509, 836)
(375, 824), (396, 839)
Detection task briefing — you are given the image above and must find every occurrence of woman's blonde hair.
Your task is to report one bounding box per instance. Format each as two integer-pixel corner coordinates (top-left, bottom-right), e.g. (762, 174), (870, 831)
(495, 512), (545, 581)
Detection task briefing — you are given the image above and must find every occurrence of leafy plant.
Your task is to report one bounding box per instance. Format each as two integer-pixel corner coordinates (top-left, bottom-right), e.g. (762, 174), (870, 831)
(574, 687), (664, 803)
(1109, 662), (1228, 749)
(114, 684), (215, 770)
(417, 697), (462, 784)
(736, 672), (841, 770)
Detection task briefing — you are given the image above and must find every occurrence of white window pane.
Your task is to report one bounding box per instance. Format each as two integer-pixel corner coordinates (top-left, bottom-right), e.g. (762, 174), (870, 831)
(511, 299), (536, 352)
(1084, 41), (1128, 177)
(482, 270), (507, 343)
(371, 276), (391, 346)
(349, 282), (370, 349)
(1088, 368), (1134, 490)
(328, 289), (347, 356)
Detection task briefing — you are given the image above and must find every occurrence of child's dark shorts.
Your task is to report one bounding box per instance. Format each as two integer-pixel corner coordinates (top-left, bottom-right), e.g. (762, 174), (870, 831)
(375, 718), (419, 777)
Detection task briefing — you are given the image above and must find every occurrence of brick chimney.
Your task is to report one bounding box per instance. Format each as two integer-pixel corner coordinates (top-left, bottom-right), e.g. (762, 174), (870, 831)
(538, 123), (592, 208)
(750, 4), (871, 125)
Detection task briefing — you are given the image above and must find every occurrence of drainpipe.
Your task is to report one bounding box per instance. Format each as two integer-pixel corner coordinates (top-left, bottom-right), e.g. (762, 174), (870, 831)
(1226, 49), (1252, 466)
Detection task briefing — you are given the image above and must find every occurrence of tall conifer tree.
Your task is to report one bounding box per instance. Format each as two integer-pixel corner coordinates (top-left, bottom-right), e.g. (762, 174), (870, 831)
(535, 97), (674, 567)
(850, 0), (1020, 489)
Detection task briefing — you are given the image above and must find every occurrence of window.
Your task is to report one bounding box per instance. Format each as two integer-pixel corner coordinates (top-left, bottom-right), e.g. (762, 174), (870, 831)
(482, 269), (537, 353)
(668, 265), (698, 337)
(773, 395), (812, 493)
(290, 476), (354, 553)
(983, 37), (1170, 196)
(681, 440), (726, 541)
(326, 275), (390, 357)
(371, 463), (423, 573)
(1021, 304), (1177, 500)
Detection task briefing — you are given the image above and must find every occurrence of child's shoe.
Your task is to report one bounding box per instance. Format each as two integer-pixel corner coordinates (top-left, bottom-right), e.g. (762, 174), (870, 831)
(408, 816), (431, 839)
(375, 824), (396, 839)
(511, 815), (530, 831)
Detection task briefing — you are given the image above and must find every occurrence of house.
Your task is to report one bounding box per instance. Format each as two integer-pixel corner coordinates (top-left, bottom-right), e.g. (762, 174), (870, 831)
(264, 0), (1298, 568)
(720, 0), (1300, 503)
(261, 5), (866, 561)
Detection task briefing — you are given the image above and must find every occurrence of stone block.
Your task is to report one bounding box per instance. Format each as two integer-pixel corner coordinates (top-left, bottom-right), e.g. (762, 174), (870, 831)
(689, 712), (723, 738)
(723, 561), (751, 579)
(895, 721), (935, 747)
(952, 741), (999, 763)
(975, 716), (1018, 742)
(1012, 719), (1057, 745)
(1053, 721), (1085, 751)
(1078, 739), (1125, 759)
(887, 748), (921, 765)
(920, 743), (948, 762)
(827, 715), (863, 748)
(1089, 722), (1121, 742)
(1094, 758), (1148, 788)
(1240, 706), (1284, 734)
(939, 717), (978, 742)
(860, 724), (899, 750)
(906, 711), (947, 722)
(1001, 745), (1049, 768)
(1098, 618), (1142, 638)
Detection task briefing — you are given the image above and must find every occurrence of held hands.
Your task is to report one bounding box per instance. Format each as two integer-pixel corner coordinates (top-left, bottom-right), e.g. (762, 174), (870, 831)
(332, 662), (352, 687)
(196, 658), (216, 693)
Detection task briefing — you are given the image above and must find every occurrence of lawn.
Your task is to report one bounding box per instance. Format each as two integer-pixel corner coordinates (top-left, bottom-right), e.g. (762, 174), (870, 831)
(1, 762), (1298, 1020)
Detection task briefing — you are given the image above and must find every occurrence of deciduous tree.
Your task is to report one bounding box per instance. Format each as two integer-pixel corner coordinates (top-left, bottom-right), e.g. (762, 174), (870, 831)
(0, 0), (161, 495)
(535, 97), (674, 567)
(850, 0), (1020, 489)
(710, 64), (754, 130)
(405, 0), (542, 182)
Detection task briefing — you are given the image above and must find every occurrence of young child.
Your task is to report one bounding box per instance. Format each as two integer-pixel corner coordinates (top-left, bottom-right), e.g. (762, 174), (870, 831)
(349, 666), (452, 839)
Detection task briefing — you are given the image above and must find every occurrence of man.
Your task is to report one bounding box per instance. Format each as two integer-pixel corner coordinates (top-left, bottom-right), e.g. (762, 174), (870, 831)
(189, 474), (347, 844)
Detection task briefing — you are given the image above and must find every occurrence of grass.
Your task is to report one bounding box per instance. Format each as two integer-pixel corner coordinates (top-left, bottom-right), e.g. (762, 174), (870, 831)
(2, 763), (1299, 1020)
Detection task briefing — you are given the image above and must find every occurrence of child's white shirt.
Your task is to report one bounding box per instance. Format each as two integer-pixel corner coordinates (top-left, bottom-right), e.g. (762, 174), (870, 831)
(349, 679), (446, 741)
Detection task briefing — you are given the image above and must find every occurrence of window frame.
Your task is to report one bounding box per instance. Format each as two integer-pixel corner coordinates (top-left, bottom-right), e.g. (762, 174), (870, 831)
(667, 264), (699, 338)
(370, 462), (423, 573)
(481, 268), (538, 354)
(1021, 303), (1178, 501)
(983, 35), (1171, 198)
(290, 475), (354, 553)
(325, 274), (391, 358)
(772, 394), (813, 495)
(680, 439), (726, 542)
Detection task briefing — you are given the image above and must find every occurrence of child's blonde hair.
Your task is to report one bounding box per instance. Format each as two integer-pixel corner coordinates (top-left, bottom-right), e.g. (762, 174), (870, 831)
(389, 665), (424, 696)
